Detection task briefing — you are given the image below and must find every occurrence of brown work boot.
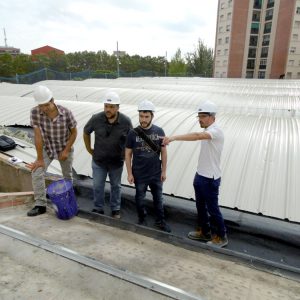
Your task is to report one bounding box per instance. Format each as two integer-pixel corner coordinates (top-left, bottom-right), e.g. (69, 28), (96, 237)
(188, 228), (212, 241)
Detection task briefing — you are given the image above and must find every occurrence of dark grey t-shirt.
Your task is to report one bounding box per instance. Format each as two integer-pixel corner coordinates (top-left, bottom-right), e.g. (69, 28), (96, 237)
(126, 125), (165, 183)
(84, 111), (132, 169)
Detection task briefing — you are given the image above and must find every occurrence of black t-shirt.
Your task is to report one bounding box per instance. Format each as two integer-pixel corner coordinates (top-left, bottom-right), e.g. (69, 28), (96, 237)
(84, 111), (132, 169)
(126, 125), (165, 182)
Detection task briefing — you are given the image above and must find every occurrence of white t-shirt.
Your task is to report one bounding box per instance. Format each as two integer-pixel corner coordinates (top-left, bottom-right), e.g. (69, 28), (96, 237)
(197, 122), (224, 179)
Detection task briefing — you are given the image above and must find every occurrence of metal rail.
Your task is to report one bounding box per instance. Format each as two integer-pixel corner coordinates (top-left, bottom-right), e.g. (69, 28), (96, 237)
(0, 224), (203, 300)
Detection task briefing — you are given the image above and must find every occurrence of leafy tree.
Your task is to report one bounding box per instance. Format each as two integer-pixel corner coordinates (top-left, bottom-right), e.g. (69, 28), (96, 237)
(0, 53), (14, 77)
(169, 48), (187, 76)
(48, 51), (68, 72)
(0, 38), (214, 79)
(12, 54), (34, 74)
(186, 39), (214, 77)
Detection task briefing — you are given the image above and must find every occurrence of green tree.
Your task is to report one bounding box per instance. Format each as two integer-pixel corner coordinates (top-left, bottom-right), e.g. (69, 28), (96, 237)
(168, 48), (187, 76)
(0, 53), (14, 77)
(12, 54), (35, 74)
(48, 51), (68, 72)
(186, 39), (214, 77)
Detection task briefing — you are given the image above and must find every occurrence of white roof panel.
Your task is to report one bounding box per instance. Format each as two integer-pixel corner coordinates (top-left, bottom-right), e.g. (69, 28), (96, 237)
(0, 78), (300, 222)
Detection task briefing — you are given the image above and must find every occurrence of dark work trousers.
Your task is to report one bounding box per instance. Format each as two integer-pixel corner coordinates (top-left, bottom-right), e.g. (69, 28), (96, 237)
(193, 173), (226, 237)
(134, 177), (165, 222)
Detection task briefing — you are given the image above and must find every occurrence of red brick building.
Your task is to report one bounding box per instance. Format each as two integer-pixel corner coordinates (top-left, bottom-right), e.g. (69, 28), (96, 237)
(214, 0), (300, 79)
(31, 45), (65, 56)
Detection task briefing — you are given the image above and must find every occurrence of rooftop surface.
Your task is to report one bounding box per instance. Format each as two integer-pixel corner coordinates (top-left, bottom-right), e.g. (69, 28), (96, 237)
(1, 203), (300, 300)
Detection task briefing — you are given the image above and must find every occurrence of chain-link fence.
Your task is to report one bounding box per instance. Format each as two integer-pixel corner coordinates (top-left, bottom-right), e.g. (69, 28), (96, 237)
(0, 68), (172, 84)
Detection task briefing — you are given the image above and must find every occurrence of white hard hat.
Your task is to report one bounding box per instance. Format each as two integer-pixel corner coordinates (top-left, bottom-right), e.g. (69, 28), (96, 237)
(33, 86), (53, 105)
(138, 100), (155, 112)
(103, 91), (120, 105)
(198, 101), (217, 114)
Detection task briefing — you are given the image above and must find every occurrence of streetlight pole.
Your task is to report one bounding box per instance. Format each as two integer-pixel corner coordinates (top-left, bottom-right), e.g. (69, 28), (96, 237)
(164, 51), (167, 77)
(116, 41), (120, 78)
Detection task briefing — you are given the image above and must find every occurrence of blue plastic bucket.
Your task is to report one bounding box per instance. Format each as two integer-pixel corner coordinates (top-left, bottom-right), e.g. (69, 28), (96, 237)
(47, 179), (78, 220)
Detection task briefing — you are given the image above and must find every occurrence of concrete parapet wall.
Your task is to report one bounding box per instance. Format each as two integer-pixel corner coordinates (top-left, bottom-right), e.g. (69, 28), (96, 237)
(0, 153), (33, 192)
(0, 191), (34, 208)
(0, 152), (60, 193)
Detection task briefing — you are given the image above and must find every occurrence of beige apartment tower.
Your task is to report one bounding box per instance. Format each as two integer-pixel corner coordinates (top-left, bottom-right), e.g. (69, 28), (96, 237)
(214, 0), (300, 79)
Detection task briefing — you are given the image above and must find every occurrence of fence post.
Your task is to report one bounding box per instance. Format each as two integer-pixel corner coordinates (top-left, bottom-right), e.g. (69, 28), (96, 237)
(15, 74), (19, 84)
(45, 68), (48, 80)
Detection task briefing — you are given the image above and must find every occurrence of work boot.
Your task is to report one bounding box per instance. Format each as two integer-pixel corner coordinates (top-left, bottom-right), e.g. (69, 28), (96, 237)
(112, 210), (121, 219)
(154, 220), (171, 233)
(92, 208), (104, 215)
(188, 229), (212, 241)
(27, 206), (46, 217)
(207, 235), (228, 248)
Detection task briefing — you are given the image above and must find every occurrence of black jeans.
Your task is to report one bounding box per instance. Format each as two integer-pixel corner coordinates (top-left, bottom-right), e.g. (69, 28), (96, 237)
(134, 177), (165, 222)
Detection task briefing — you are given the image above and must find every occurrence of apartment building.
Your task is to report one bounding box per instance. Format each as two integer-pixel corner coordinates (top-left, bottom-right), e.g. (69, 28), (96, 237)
(214, 0), (300, 79)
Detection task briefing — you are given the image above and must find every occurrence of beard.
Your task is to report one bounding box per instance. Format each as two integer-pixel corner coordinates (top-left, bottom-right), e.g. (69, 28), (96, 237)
(105, 111), (117, 120)
(140, 120), (152, 128)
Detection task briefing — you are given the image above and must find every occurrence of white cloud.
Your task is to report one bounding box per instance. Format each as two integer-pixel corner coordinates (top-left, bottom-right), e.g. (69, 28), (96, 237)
(0, 0), (218, 59)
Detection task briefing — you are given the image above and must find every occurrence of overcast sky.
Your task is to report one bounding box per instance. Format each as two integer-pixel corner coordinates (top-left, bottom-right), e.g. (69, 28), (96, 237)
(0, 0), (218, 60)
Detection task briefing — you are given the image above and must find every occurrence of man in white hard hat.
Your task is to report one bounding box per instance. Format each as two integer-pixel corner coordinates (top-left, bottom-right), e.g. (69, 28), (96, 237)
(125, 100), (171, 232)
(83, 91), (132, 219)
(27, 85), (77, 216)
(163, 100), (227, 247)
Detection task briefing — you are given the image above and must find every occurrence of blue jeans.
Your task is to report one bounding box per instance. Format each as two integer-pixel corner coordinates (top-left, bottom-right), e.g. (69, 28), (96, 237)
(193, 173), (226, 237)
(134, 178), (165, 222)
(92, 160), (123, 211)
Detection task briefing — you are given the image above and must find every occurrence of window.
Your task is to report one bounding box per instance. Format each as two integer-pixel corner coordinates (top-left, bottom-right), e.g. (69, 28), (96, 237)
(250, 36), (258, 46)
(246, 71), (254, 78)
(293, 34), (298, 40)
(261, 47), (269, 58)
(226, 25), (231, 31)
(216, 60), (220, 66)
(219, 26), (223, 33)
(262, 35), (270, 46)
(228, 0), (232, 7)
(218, 38), (222, 45)
(224, 49), (228, 55)
(252, 11), (261, 22)
(220, 14), (224, 21)
(286, 72), (292, 79)
(223, 60), (227, 66)
(297, 7), (300, 14)
(267, 0), (274, 9)
(258, 71), (265, 78)
(227, 12), (232, 20)
(264, 22), (272, 34)
(290, 47), (296, 54)
(265, 9), (273, 21)
(217, 49), (221, 55)
(248, 48), (257, 58)
(221, 2), (225, 9)
(247, 59), (255, 69)
(259, 59), (267, 69)
(295, 21), (300, 28)
(251, 23), (260, 34)
(297, 72), (300, 79)
(225, 37), (230, 44)
(288, 60), (294, 66)
(253, 0), (262, 9)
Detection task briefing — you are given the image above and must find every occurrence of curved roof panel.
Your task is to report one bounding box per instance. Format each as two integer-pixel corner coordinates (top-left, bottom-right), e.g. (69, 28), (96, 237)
(0, 78), (300, 222)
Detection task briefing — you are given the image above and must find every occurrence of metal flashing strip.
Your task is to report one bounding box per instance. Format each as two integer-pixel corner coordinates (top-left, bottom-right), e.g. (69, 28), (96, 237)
(0, 224), (203, 300)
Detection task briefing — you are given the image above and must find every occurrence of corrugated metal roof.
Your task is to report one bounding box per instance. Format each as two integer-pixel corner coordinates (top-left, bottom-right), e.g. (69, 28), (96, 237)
(0, 78), (300, 222)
